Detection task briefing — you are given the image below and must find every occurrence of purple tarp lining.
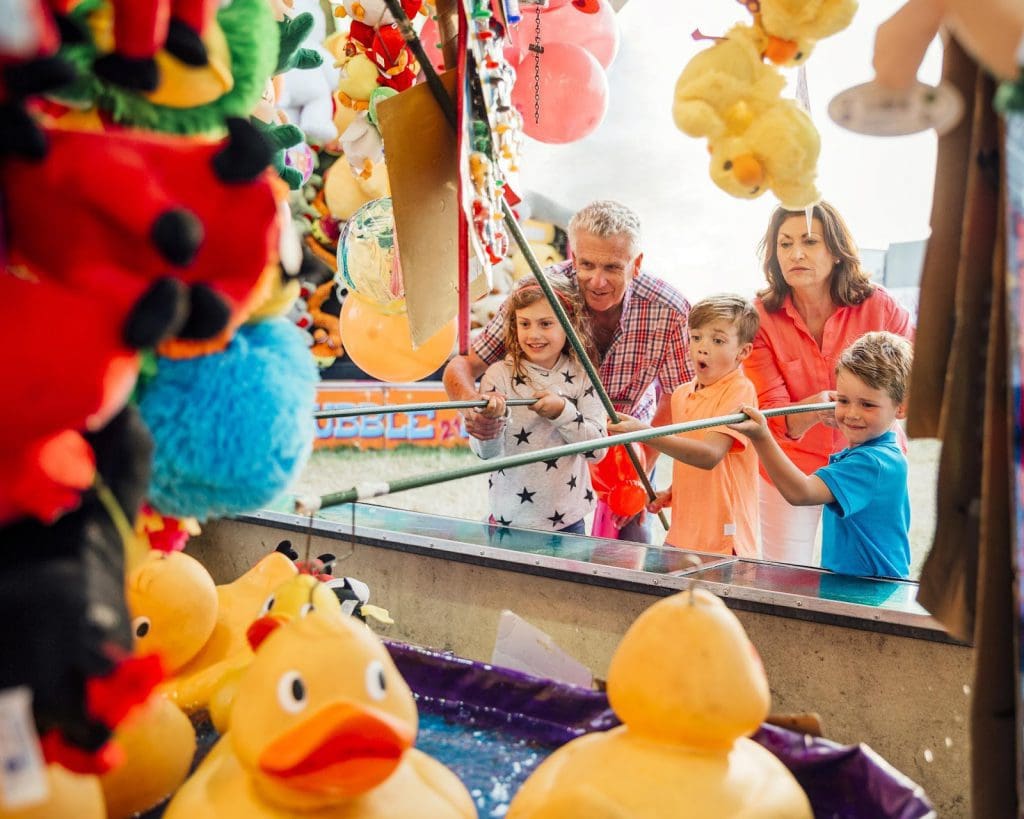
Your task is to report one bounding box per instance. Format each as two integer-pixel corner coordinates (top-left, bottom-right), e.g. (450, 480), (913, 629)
(386, 641), (936, 819)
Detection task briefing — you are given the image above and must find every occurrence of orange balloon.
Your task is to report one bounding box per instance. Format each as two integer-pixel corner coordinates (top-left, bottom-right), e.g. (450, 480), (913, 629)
(340, 295), (455, 382)
(608, 480), (647, 517)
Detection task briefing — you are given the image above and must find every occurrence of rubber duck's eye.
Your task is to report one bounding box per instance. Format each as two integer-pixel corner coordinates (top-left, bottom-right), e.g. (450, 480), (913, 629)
(277, 671), (307, 714)
(365, 660), (387, 701)
(132, 616), (151, 640)
(299, 603), (314, 617)
(723, 160), (733, 171)
(794, 51), (804, 62)
(259, 595), (275, 616)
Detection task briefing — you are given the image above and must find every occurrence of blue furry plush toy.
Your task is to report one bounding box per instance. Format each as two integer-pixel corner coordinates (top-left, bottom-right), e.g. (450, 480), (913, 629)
(138, 318), (317, 519)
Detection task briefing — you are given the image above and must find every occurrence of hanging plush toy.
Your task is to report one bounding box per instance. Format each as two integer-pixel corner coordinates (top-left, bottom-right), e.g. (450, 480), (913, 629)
(0, 406), (162, 774)
(2, 120), (279, 346)
(708, 98), (821, 209)
(672, 25), (785, 141)
(672, 24), (821, 208)
(57, 0), (219, 91)
(136, 318), (318, 521)
(277, 0), (341, 146)
(56, 0), (278, 135)
(744, 0), (858, 66)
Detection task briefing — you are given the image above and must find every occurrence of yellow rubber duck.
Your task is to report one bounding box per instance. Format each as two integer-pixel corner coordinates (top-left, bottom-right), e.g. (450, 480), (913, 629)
(99, 694), (196, 819)
(506, 588), (812, 819)
(94, 549), (215, 819)
(164, 609), (475, 819)
(207, 572), (345, 733)
(162, 551), (297, 713)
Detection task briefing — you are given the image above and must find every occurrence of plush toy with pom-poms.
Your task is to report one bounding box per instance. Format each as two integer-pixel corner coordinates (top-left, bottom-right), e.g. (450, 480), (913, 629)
(744, 0), (858, 66)
(2, 119), (279, 346)
(56, 0), (277, 136)
(68, 0), (219, 92)
(137, 318), (317, 520)
(708, 99), (820, 209)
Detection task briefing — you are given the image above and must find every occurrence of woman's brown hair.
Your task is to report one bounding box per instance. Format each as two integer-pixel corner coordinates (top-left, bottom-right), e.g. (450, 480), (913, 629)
(757, 201), (875, 312)
(502, 276), (597, 381)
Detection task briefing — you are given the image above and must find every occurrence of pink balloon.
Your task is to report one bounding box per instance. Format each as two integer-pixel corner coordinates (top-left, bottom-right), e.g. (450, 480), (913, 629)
(512, 41), (608, 144)
(416, 15), (446, 72)
(541, 0), (619, 69)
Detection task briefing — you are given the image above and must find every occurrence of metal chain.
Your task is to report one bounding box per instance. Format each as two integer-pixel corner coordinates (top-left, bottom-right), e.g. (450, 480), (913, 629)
(531, 6), (542, 125)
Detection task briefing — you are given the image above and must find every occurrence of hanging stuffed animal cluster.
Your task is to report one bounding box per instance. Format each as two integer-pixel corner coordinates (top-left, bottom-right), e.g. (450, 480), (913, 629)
(0, 1), (325, 814)
(672, 0), (857, 209)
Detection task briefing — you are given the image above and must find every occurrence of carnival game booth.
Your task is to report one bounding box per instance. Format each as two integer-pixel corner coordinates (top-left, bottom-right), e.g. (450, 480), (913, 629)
(1, 0), (1021, 816)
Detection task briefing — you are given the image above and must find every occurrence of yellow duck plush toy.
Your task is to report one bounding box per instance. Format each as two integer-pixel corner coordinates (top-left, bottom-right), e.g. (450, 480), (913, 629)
(164, 609), (475, 819)
(751, 0), (859, 66)
(672, 25), (786, 140)
(708, 100), (821, 209)
(506, 588), (812, 819)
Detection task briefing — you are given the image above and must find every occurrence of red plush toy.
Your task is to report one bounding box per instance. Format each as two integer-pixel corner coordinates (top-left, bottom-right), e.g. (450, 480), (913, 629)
(0, 273), (139, 525)
(2, 119), (280, 348)
(367, 25), (418, 91)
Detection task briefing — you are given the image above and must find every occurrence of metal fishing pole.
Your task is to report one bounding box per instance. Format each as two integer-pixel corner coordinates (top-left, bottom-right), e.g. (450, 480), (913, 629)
(302, 402), (835, 511)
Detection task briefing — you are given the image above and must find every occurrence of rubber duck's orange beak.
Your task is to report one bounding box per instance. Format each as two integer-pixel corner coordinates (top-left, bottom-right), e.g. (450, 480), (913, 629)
(763, 36), (798, 65)
(257, 700), (415, 796)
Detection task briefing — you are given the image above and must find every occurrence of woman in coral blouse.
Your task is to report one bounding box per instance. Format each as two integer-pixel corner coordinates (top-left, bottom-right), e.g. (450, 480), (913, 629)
(744, 201), (914, 565)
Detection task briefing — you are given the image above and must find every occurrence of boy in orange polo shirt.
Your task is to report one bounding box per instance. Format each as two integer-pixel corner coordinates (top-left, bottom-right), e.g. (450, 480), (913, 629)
(608, 295), (760, 556)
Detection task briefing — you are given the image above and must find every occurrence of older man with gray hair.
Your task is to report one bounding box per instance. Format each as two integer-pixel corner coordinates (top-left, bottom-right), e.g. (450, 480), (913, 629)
(443, 199), (694, 543)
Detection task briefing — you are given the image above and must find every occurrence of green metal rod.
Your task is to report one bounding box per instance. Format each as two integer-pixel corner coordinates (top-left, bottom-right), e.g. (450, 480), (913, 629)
(315, 398), (538, 420)
(381, 0), (659, 526)
(309, 402), (835, 511)
(498, 198), (669, 530)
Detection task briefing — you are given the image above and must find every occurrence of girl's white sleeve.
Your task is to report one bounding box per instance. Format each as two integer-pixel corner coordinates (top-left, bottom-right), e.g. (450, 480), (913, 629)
(469, 366), (508, 460)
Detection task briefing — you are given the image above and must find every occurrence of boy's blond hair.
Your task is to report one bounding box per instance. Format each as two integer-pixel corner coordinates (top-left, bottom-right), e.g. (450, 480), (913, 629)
(688, 294), (760, 345)
(836, 331), (913, 404)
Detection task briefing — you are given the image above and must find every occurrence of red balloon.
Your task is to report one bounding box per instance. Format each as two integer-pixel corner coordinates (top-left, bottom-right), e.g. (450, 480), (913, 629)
(540, 0), (620, 69)
(511, 42), (608, 144)
(590, 444), (643, 496)
(608, 481), (647, 517)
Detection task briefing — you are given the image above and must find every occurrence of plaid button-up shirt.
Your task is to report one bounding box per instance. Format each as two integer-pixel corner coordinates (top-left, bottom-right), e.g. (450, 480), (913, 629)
(473, 261), (694, 422)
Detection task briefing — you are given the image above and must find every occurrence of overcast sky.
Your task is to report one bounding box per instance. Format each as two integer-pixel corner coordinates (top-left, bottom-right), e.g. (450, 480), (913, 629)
(514, 1), (944, 301)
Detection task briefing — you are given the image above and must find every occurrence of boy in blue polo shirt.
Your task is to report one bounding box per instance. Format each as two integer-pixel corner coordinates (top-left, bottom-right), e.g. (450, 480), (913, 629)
(729, 331), (912, 578)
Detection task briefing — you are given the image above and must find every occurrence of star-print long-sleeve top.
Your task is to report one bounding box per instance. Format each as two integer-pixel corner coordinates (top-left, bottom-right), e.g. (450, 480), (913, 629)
(470, 354), (608, 531)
